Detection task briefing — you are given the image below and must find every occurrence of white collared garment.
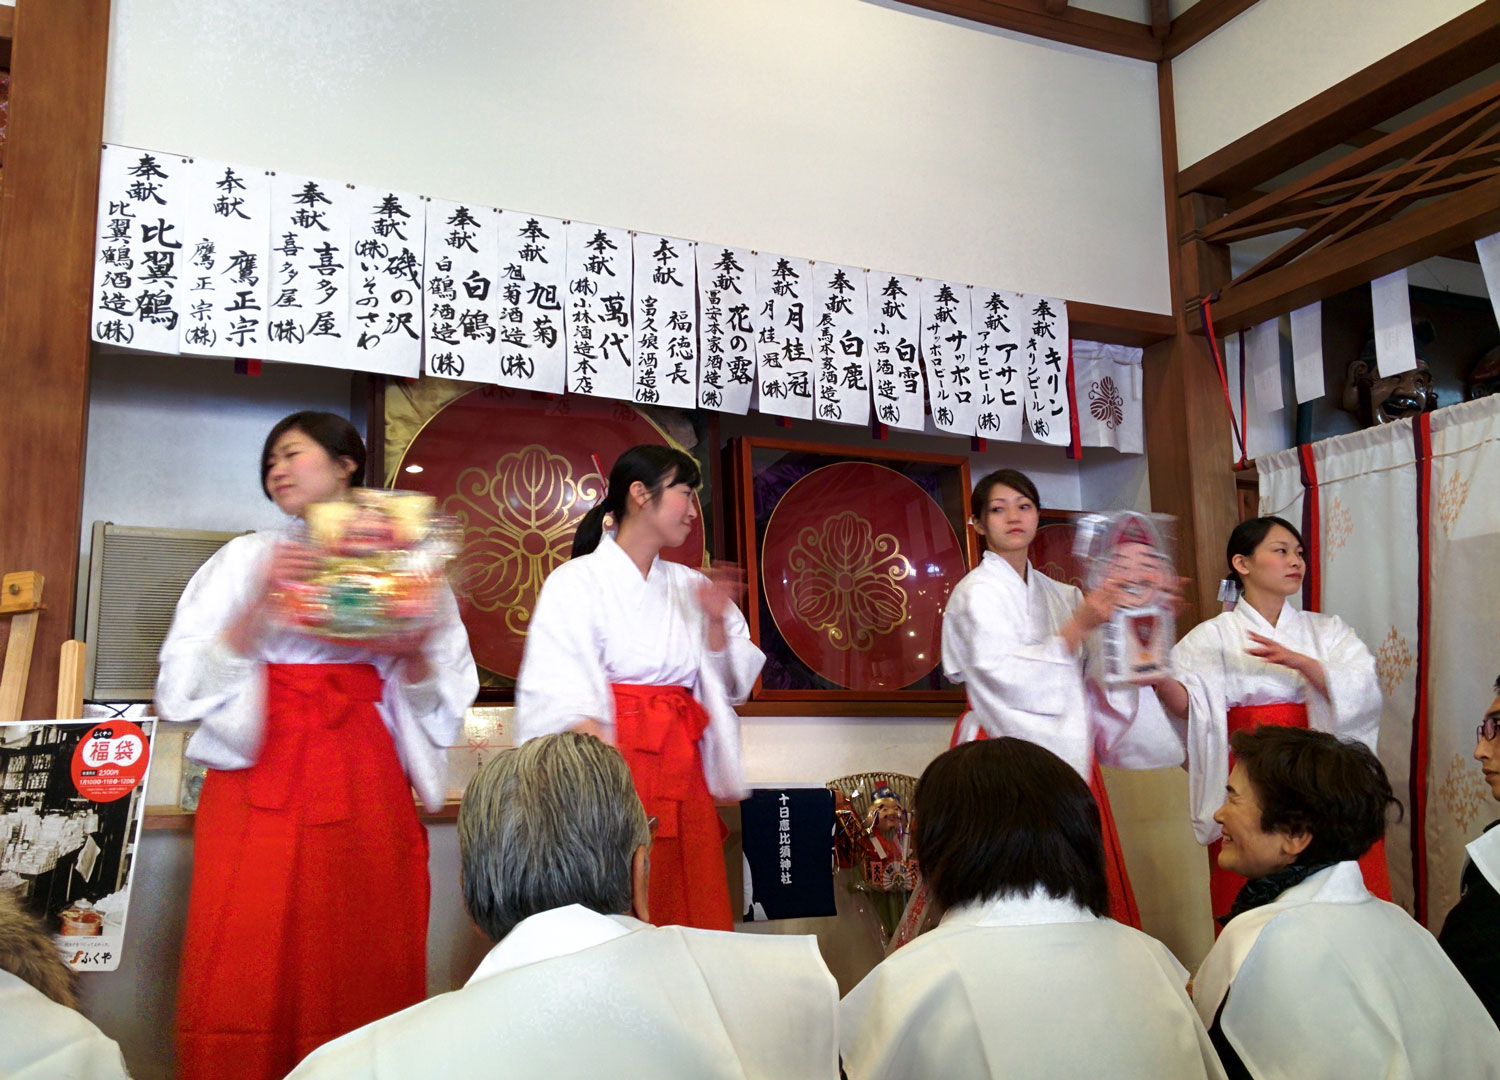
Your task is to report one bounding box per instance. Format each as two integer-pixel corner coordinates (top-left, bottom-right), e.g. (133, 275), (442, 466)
(514, 532), (765, 800)
(1466, 820), (1500, 894)
(1170, 601), (1381, 843)
(941, 553), (1184, 777)
(1193, 861), (1500, 1079)
(156, 528), (480, 811)
(0, 970), (130, 1080)
(286, 904), (840, 1080)
(840, 886), (1226, 1080)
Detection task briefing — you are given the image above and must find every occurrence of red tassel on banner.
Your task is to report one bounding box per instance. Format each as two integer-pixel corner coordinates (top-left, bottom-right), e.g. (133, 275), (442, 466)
(870, 417), (888, 441)
(1065, 338), (1083, 460)
(970, 436), (987, 452)
(1201, 296), (1248, 469)
(233, 359), (262, 376)
(776, 416), (793, 429)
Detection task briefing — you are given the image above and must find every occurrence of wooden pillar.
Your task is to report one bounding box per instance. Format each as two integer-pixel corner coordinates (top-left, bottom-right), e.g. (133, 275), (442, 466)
(1148, 59), (1238, 630)
(0, 0), (112, 719)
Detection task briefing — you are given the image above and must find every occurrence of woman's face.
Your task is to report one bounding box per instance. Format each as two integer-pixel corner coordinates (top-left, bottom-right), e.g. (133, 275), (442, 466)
(629, 474), (698, 549)
(1212, 762), (1304, 880)
(264, 428), (356, 518)
(974, 483), (1039, 556)
(1234, 524), (1305, 599)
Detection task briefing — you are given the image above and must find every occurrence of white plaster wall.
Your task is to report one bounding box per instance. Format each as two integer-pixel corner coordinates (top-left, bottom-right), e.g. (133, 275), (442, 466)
(102, 0), (1170, 314)
(1172, 0), (1486, 167)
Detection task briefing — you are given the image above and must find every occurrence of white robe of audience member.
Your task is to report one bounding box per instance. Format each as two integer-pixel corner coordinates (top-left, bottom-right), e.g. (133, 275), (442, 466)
(1193, 861), (1500, 1079)
(941, 552), (1184, 777)
(840, 887), (1226, 1080)
(515, 532), (764, 799)
(156, 529), (479, 811)
(285, 903), (839, 1080)
(0, 970), (130, 1080)
(1170, 603), (1381, 844)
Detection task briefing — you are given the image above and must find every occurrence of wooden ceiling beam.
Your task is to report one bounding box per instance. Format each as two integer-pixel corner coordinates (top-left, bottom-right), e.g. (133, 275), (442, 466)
(1149, 0), (1171, 42)
(1178, 0), (1500, 197)
(894, 0), (1162, 62)
(1162, 0), (1262, 60)
(1196, 172), (1500, 336)
(1067, 301), (1175, 347)
(1043, 0), (1069, 12)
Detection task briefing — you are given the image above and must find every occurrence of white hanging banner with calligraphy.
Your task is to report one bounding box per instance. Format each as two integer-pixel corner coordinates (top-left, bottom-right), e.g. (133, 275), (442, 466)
(970, 287), (1026, 442)
(1370, 268), (1417, 376)
(92, 144), (190, 354)
(754, 252), (815, 420)
(920, 280), (977, 437)
(866, 272), (925, 431)
(422, 199), (500, 384)
(1022, 295), (1070, 445)
(631, 233), (698, 409)
(264, 173), (353, 370)
(345, 186), (424, 378)
(696, 244), (757, 414)
(564, 221), (634, 400)
(809, 263), (871, 426)
(493, 211), (567, 393)
(179, 158), (270, 358)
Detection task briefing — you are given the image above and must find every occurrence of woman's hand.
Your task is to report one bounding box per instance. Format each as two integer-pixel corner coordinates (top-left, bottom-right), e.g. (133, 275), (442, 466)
(698, 563), (745, 653)
(1246, 631), (1329, 698)
(264, 539), (322, 592)
(1060, 575), (1128, 654)
(224, 540), (321, 658)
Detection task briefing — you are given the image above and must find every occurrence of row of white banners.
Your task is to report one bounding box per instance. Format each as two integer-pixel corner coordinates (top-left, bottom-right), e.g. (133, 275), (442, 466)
(91, 145), (1078, 443)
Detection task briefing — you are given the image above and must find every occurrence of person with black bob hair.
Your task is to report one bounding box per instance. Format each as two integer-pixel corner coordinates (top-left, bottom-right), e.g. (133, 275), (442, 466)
(1192, 726), (1498, 1080)
(841, 737), (1225, 1080)
(1156, 515), (1388, 926)
(515, 443), (764, 931)
(939, 467), (1185, 928)
(157, 410), (479, 1080)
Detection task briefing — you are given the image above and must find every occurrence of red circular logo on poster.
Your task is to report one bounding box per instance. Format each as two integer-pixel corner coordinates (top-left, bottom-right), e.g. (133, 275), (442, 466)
(397, 388), (706, 679)
(70, 720), (151, 803)
(762, 462), (967, 690)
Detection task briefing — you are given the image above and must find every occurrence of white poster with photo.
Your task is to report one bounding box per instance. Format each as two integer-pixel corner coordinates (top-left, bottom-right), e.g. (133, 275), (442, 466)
(866, 272), (925, 431)
(0, 718), (155, 971)
(920, 280), (976, 437)
(346, 186), (425, 378)
(754, 252), (815, 420)
(564, 221), (634, 400)
(632, 233), (698, 408)
(1022, 295), (1071, 445)
(971, 287), (1026, 442)
(265, 173), (354, 369)
(423, 199), (501, 384)
(810, 263), (870, 426)
(179, 158), (271, 358)
(91, 144), (190, 354)
(494, 211), (567, 393)
(696, 244), (757, 414)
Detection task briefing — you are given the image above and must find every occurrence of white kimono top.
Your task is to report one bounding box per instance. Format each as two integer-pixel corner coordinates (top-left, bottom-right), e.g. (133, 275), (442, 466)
(840, 887), (1227, 1080)
(1170, 602), (1381, 844)
(285, 903), (840, 1079)
(1193, 861), (1500, 1079)
(156, 529), (480, 812)
(514, 533), (764, 800)
(0, 971), (131, 1080)
(941, 553), (1184, 778)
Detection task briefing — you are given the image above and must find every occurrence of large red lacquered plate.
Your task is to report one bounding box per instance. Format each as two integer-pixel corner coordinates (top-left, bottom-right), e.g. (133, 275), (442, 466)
(762, 462), (965, 690)
(1031, 521), (1086, 590)
(397, 389), (705, 679)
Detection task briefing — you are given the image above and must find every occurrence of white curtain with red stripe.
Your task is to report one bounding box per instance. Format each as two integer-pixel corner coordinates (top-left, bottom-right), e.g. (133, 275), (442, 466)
(1259, 422), (1420, 915)
(1426, 395), (1500, 929)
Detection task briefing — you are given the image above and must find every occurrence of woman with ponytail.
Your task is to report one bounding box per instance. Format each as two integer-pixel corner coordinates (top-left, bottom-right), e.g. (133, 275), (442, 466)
(1155, 516), (1389, 926)
(514, 445), (764, 930)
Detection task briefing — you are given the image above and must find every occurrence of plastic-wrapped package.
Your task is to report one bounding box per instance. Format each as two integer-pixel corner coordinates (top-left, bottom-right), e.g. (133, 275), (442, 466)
(1072, 511), (1177, 686)
(272, 489), (459, 645)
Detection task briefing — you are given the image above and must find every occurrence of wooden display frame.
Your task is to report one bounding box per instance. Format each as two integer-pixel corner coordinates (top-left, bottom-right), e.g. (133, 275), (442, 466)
(726, 436), (977, 710)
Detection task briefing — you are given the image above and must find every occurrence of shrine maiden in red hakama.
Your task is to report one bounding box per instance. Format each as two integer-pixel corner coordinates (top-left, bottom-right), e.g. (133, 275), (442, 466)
(942, 471), (1184, 928)
(515, 447), (763, 932)
(156, 414), (479, 1080)
(1164, 517), (1388, 922)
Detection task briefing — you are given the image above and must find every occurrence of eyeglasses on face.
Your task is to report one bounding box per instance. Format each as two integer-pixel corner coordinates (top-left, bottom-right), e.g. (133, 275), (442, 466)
(1477, 717), (1500, 744)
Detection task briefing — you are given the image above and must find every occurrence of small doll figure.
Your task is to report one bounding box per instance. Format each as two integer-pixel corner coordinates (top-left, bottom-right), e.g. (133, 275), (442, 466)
(1079, 512), (1176, 686)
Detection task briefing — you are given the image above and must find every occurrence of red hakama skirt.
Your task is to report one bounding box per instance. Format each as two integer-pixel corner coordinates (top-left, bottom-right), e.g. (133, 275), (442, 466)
(949, 716), (1142, 928)
(1208, 701), (1392, 926)
(612, 683), (733, 931)
(175, 663), (430, 1080)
